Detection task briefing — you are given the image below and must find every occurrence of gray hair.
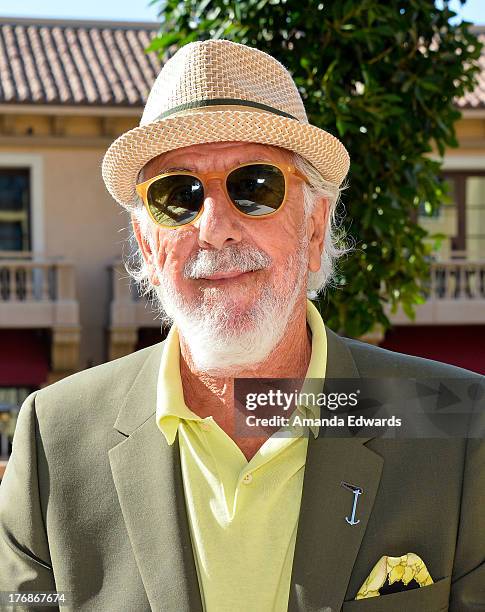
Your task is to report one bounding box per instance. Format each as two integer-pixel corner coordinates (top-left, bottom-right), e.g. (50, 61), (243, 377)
(124, 152), (352, 311)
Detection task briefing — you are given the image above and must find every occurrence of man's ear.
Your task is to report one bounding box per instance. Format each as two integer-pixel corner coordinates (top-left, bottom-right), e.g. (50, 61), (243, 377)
(130, 212), (160, 286)
(308, 196), (330, 273)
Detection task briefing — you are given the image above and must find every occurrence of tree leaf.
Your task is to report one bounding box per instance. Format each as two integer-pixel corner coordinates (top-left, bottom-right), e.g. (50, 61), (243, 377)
(147, 0), (482, 337)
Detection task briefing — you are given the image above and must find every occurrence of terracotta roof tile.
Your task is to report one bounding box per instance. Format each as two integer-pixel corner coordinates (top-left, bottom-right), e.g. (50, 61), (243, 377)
(4, 24), (31, 102)
(0, 18), (161, 107)
(455, 32), (485, 109)
(0, 18), (484, 109)
(27, 25), (57, 102)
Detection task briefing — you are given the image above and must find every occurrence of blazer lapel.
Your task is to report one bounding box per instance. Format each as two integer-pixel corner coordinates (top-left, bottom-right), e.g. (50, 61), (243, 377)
(108, 342), (203, 612)
(288, 327), (384, 612)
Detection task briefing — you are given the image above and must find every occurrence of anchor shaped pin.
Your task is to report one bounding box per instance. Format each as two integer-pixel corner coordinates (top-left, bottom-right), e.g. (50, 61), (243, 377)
(341, 481), (363, 525)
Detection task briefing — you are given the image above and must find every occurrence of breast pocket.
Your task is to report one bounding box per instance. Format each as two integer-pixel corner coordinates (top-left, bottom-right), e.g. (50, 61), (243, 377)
(341, 576), (451, 612)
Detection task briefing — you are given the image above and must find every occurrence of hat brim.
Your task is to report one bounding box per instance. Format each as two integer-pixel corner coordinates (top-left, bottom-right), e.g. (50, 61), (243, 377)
(102, 109), (350, 209)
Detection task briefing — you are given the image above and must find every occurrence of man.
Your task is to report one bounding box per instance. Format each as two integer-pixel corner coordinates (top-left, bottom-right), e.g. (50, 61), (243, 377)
(0, 40), (483, 612)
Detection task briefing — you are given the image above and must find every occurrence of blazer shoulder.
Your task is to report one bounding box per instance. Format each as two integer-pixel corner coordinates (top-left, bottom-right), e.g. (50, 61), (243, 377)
(34, 341), (165, 423)
(341, 335), (483, 380)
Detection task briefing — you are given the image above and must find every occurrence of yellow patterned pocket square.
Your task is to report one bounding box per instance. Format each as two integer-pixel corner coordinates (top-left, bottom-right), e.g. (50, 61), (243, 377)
(356, 553), (434, 599)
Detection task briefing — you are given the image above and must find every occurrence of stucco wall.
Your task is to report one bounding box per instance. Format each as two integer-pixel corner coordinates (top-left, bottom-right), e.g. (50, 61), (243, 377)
(0, 143), (139, 369)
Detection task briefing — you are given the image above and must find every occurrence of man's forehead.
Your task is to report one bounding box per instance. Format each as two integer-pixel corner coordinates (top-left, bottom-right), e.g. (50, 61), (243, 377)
(143, 142), (293, 174)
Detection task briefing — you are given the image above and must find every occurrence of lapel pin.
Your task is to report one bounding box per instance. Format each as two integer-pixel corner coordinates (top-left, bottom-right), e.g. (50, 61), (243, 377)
(341, 481), (363, 526)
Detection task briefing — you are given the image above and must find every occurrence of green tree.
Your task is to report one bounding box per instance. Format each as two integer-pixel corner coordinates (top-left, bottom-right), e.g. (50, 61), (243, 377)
(147, 0), (482, 338)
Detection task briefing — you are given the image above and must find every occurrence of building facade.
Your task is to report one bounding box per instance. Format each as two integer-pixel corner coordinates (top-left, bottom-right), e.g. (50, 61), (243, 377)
(0, 17), (161, 476)
(380, 52), (485, 373)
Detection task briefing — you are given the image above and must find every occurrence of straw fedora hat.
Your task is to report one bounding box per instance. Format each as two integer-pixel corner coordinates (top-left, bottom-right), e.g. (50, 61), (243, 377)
(102, 39), (350, 209)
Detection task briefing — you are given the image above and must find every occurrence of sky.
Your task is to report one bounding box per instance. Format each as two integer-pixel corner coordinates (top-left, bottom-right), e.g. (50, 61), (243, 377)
(0, 0), (484, 24)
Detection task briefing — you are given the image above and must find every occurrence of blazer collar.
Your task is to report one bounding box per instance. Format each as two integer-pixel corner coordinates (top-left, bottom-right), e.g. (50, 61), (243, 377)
(112, 341), (164, 436)
(109, 325), (383, 612)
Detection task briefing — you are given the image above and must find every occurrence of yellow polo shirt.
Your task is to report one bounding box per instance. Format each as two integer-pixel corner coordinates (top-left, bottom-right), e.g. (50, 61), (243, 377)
(156, 299), (327, 612)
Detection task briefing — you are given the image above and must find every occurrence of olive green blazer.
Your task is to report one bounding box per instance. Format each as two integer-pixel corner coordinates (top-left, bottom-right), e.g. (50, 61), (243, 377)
(0, 328), (484, 612)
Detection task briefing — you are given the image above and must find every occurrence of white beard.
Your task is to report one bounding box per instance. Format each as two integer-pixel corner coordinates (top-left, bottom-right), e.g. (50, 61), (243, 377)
(153, 237), (309, 375)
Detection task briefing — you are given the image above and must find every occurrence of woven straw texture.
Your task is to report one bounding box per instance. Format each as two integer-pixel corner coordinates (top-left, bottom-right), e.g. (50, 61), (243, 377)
(102, 39), (350, 208)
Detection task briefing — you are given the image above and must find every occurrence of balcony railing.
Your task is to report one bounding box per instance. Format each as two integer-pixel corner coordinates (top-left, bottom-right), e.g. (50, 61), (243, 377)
(0, 255), (74, 301)
(428, 260), (485, 300)
(387, 259), (485, 324)
(0, 253), (79, 328)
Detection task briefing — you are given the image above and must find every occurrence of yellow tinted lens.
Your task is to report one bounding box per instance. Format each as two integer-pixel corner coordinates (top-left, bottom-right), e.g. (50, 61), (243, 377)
(147, 175), (203, 226)
(227, 164), (285, 216)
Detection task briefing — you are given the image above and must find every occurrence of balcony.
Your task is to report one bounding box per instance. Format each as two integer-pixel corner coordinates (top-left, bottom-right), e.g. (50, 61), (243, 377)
(387, 259), (485, 325)
(0, 253), (79, 326)
(0, 253), (81, 374)
(108, 259), (161, 360)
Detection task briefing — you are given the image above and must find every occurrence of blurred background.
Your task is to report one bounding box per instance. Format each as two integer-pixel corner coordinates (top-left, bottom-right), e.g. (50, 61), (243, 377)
(0, 0), (484, 477)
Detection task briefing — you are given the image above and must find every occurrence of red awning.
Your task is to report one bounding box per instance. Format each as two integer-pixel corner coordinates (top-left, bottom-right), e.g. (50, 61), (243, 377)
(381, 325), (485, 375)
(0, 330), (49, 386)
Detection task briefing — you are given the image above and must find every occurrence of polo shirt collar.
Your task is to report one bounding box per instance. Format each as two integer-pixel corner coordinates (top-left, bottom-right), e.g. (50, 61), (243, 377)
(156, 298), (327, 444)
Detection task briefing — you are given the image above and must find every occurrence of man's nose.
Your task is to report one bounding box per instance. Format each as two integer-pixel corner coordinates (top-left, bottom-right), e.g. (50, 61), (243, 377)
(195, 179), (243, 250)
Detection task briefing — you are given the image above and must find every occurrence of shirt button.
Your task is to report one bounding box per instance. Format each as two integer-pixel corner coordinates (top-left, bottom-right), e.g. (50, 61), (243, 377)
(200, 421), (211, 431)
(242, 473), (253, 485)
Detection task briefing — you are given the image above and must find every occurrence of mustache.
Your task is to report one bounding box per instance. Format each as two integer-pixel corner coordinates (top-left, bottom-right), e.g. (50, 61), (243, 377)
(183, 244), (273, 279)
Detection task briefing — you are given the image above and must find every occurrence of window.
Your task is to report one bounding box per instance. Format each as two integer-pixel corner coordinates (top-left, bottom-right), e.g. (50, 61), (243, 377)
(0, 168), (31, 252)
(0, 387), (33, 460)
(417, 173), (459, 258)
(424, 171), (485, 258)
(447, 170), (485, 259)
(465, 176), (485, 260)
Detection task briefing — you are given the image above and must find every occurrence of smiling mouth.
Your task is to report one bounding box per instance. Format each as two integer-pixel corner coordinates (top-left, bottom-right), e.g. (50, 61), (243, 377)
(198, 270), (255, 281)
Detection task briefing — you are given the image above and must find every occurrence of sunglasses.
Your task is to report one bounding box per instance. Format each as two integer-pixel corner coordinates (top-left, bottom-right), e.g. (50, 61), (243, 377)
(135, 161), (309, 229)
